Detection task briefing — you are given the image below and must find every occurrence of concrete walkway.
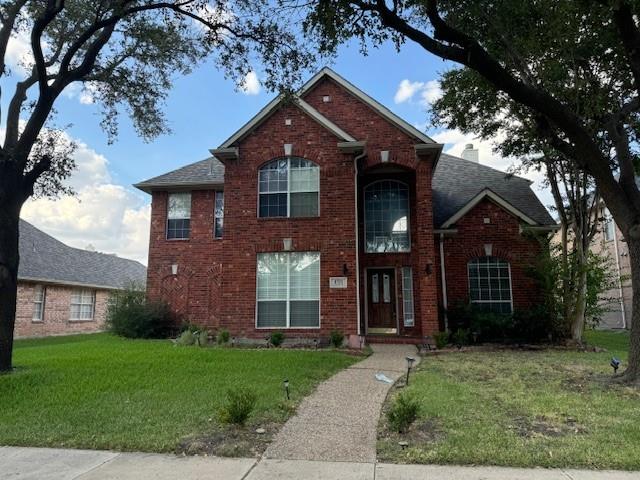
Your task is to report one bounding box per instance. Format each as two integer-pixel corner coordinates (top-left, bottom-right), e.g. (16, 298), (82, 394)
(2, 447), (639, 479)
(265, 343), (418, 462)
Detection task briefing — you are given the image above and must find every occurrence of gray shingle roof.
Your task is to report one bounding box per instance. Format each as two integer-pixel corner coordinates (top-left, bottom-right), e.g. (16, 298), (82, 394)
(134, 157), (224, 193)
(134, 153), (554, 228)
(18, 220), (147, 290)
(433, 154), (555, 227)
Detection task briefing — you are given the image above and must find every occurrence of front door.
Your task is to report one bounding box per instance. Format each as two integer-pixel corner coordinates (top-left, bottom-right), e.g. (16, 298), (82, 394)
(367, 268), (397, 334)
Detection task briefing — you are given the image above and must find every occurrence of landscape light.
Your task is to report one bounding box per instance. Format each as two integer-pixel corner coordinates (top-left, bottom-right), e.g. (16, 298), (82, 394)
(283, 379), (290, 400)
(611, 357), (621, 374)
(405, 356), (415, 385)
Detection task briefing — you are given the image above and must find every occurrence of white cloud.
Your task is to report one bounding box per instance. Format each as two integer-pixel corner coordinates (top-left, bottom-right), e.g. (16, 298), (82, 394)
(432, 128), (552, 207)
(240, 71), (261, 95)
(5, 30), (32, 75)
(21, 137), (150, 265)
(394, 79), (442, 107)
(395, 80), (424, 103)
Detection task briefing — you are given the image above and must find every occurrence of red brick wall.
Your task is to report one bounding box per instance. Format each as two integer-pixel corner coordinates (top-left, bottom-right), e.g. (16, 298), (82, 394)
(146, 190), (224, 328)
(438, 198), (544, 316)
(14, 282), (109, 338)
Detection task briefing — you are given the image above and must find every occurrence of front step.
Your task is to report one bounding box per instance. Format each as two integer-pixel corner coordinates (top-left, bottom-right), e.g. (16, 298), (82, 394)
(365, 335), (423, 345)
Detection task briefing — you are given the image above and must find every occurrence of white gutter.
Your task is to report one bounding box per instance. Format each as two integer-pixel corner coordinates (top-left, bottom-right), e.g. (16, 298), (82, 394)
(612, 229), (627, 329)
(439, 232), (449, 332)
(353, 150), (366, 336)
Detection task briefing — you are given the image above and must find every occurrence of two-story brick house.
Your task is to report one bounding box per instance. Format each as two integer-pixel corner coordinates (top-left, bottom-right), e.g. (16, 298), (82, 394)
(135, 68), (556, 344)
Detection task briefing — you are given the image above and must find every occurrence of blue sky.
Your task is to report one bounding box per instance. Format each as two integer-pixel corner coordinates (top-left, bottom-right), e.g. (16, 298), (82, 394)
(3, 34), (550, 264)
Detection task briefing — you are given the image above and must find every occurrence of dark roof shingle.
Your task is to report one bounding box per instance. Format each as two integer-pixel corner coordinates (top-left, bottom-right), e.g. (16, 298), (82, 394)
(134, 157), (224, 193)
(18, 220), (147, 289)
(432, 154), (555, 227)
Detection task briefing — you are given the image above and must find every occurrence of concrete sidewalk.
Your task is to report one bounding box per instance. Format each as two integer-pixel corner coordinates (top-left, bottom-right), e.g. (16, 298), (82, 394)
(265, 343), (418, 462)
(2, 447), (638, 479)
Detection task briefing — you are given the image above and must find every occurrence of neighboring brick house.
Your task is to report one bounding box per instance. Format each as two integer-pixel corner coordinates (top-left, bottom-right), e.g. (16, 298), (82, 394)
(591, 206), (632, 330)
(135, 68), (556, 344)
(15, 220), (147, 338)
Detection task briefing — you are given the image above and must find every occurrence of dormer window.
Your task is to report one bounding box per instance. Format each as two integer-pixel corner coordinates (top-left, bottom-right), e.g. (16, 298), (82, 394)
(258, 158), (319, 218)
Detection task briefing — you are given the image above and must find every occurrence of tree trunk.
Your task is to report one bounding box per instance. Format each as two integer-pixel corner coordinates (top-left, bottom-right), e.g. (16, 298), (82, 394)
(622, 235), (640, 382)
(0, 171), (22, 373)
(570, 267), (587, 343)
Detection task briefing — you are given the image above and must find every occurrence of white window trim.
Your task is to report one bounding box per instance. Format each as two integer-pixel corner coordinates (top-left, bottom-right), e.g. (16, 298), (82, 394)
(32, 285), (45, 322)
(257, 158), (320, 219)
(69, 289), (96, 322)
(166, 192), (192, 241)
(467, 258), (514, 313)
(401, 267), (415, 327)
(363, 179), (411, 254)
(255, 252), (321, 329)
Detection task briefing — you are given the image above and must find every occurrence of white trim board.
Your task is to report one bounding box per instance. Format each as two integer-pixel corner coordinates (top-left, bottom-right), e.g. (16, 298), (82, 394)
(441, 189), (538, 228)
(218, 67), (434, 149)
(219, 95), (355, 148)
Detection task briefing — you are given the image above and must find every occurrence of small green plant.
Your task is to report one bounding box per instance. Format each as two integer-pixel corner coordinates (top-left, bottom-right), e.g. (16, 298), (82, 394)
(175, 329), (195, 346)
(218, 387), (257, 425)
(329, 329), (345, 348)
(386, 392), (419, 433)
(197, 330), (209, 347)
(217, 329), (230, 345)
(433, 331), (449, 349)
(452, 328), (471, 347)
(270, 331), (285, 347)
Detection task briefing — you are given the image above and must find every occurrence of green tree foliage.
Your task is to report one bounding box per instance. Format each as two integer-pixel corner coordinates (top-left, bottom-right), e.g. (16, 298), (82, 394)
(0, 0), (313, 371)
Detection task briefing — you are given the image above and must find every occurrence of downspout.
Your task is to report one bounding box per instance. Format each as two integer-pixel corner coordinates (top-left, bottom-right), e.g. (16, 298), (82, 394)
(439, 232), (449, 332)
(612, 228), (627, 329)
(354, 150), (366, 336)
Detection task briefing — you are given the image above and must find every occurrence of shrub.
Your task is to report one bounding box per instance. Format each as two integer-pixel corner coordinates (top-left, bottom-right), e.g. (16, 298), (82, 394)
(270, 331), (285, 347)
(451, 328), (471, 347)
(107, 285), (173, 339)
(329, 330), (344, 348)
(197, 330), (209, 347)
(470, 311), (512, 342)
(217, 329), (230, 345)
(387, 392), (419, 433)
(180, 322), (200, 334)
(175, 329), (195, 346)
(218, 387), (257, 425)
(433, 331), (449, 349)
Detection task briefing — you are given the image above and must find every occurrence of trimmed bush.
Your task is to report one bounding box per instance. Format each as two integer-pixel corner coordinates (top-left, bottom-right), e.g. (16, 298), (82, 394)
(269, 331), (285, 347)
(329, 329), (345, 348)
(106, 286), (173, 339)
(217, 329), (230, 345)
(387, 392), (419, 433)
(218, 387), (257, 425)
(433, 331), (449, 349)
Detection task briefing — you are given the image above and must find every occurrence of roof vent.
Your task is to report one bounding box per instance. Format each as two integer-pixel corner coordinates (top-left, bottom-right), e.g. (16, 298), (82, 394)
(322, 95), (331, 103)
(461, 143), (479, 163)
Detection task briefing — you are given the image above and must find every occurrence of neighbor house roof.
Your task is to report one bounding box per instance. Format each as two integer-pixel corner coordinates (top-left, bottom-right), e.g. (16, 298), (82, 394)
(432, 154), (555, 227)
(18, 220), (147, 290)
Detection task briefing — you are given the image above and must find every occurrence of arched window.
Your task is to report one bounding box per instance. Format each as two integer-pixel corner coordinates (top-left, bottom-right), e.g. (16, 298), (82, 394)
(364, 180), (410, 253)
(467, 256), (512, 313)
(258, 157), (319, 217)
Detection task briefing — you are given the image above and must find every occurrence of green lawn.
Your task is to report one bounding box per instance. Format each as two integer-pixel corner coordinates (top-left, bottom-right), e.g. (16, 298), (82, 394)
(0, 334), (358, 453)
(379, 330), (640, 470)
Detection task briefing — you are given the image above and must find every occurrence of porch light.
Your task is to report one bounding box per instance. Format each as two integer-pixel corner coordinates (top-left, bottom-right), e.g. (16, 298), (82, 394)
(343, 263), (349, 276)
(425, 263), (432, 275)
(405, 356), (415, 385)
(611, 357), (621, 374)
(283, 379), (290, 400)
